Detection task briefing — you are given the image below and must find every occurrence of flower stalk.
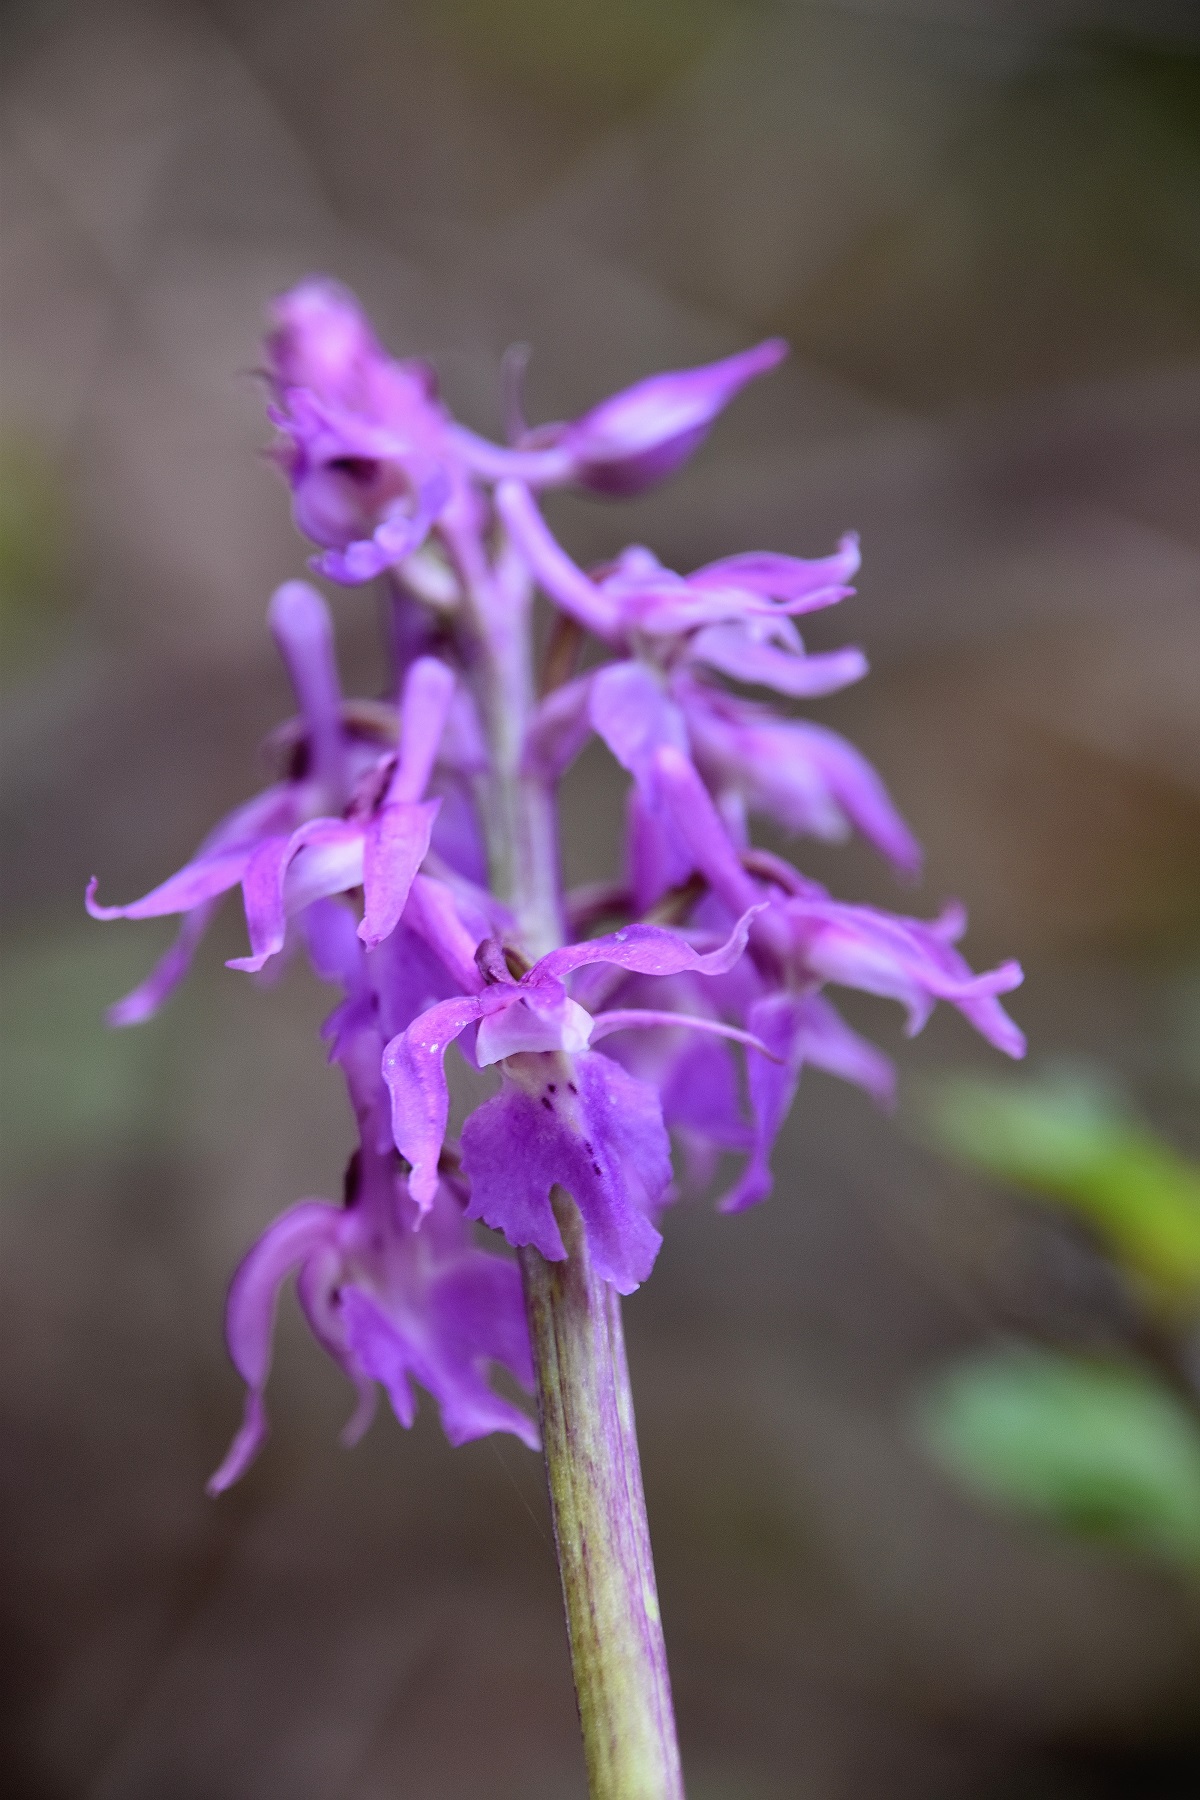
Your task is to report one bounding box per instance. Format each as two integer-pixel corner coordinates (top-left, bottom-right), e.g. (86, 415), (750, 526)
(522, 1206), (684, 1800)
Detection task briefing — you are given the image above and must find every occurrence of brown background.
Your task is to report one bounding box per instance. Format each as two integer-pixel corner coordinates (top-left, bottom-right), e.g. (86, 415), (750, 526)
(3, 2), (1199, 1794)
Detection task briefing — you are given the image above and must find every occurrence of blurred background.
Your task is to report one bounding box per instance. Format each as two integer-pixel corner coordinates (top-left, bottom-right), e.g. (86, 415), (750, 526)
(3, 1), (1200, 1794)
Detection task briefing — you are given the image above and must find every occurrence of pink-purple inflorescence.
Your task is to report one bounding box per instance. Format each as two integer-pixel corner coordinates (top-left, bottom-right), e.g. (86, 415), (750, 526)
(88, 279), (1025, 1488)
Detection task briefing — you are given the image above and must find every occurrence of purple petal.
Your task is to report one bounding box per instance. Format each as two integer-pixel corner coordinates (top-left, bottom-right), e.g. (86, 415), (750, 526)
(340, 1283), (538, 1449)
(691, 535), (860, 603)
(227, 820), (363, 974)
(268, 581), (345, 793)
(688, 626), (868, 699)
(106, 901), (218, 1026)
(86, 850), (252, 922)
(295, 1248), (378, 1446)
(658, 1035), (751, 1149)
(402, 873), (487, 995)
(626, 781), (694, 914)
(207, 1200), (341, 1494)
(792, 723), (922, 877)
(788, 900), (1025, 1056)
(382, 994), (487, 1208)
(535, 903), (760, 986)
(389, 656), (456, 803)
(369, 919), (465, 1040)
(266, 278), (383, 398)
(785, 991), (896, 1104)
(559, 339), (788, 496)
(649, 746), (762, 917)
(432, 1254), (536, 1393)
(719, 993), (893, 1214)
(522, 673), (596, 783)
(494, 482), (622, 637)
(301, 893), (366, 989)
(589, 1008), (775, 1058)
(338, 1289), (418, 1428)
(589, 661), (688, 785)
(312, 472), (452, 586)
(359, 798), (440, 949)
(462, 1052), (668, 1293)
(681, 687), (922, 878)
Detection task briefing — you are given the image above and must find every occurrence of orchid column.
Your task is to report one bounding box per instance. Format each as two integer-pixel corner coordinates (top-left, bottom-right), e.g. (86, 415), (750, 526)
(88, 281), (1026, 1800)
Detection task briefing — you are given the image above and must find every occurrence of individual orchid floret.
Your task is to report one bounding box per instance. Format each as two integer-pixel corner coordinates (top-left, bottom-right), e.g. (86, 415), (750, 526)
(381, 911), (767, 1292)
(209, 896), (537, 1491)
(652, 745), (1023, 1053)
(207, 1168), (538, 1494)
(265, 279), (458, 585)
(499, 479), (861, 653)
(87, 586), (457, 1006)
(595, 954), (894, 1213)
(784, 896), (1026, 1057)
(505, 490), (907, 894)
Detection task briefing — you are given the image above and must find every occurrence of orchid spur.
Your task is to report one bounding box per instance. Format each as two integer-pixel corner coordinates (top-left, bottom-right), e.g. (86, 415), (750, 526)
(89, 278), (1024, 1800)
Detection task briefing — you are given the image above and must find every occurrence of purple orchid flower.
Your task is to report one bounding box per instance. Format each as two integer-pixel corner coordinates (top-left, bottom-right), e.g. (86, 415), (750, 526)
(93, 285), (1034, 1784)
(87, 584), (460, 1005)
(92, 281), (1027, 1537)
(381, 910), (769, 1293)
(209, 896), (537, 1492)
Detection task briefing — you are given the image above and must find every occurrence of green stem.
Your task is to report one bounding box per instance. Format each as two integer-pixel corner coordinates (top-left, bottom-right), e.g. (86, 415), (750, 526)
(522, 1197), (684, 1800)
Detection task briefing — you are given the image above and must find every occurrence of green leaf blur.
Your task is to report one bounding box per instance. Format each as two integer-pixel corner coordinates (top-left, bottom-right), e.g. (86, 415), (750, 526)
(918, 1350), (1200, 1572)
(919, 1071), (1200, 1303)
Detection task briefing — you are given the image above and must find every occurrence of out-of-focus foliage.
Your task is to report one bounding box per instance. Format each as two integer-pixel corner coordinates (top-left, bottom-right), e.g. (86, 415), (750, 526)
(0, 930), (170, 1175)
(919, 1350), (1200, 1574)
(919, 1070), (1200, 1305)
(418, 0), (744, 116)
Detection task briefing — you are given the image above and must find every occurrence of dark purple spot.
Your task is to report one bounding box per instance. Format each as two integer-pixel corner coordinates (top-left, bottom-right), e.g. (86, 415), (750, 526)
(287, 738), (312, 782)
(342, 1148), (363, 1207)
(547, 1083), (557, 1093)
(591, 1162), (602, 1176)
(540, 1096), (553, 1111)
(567, 1082), (578, 1096)
(328, 455), (378, 483)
